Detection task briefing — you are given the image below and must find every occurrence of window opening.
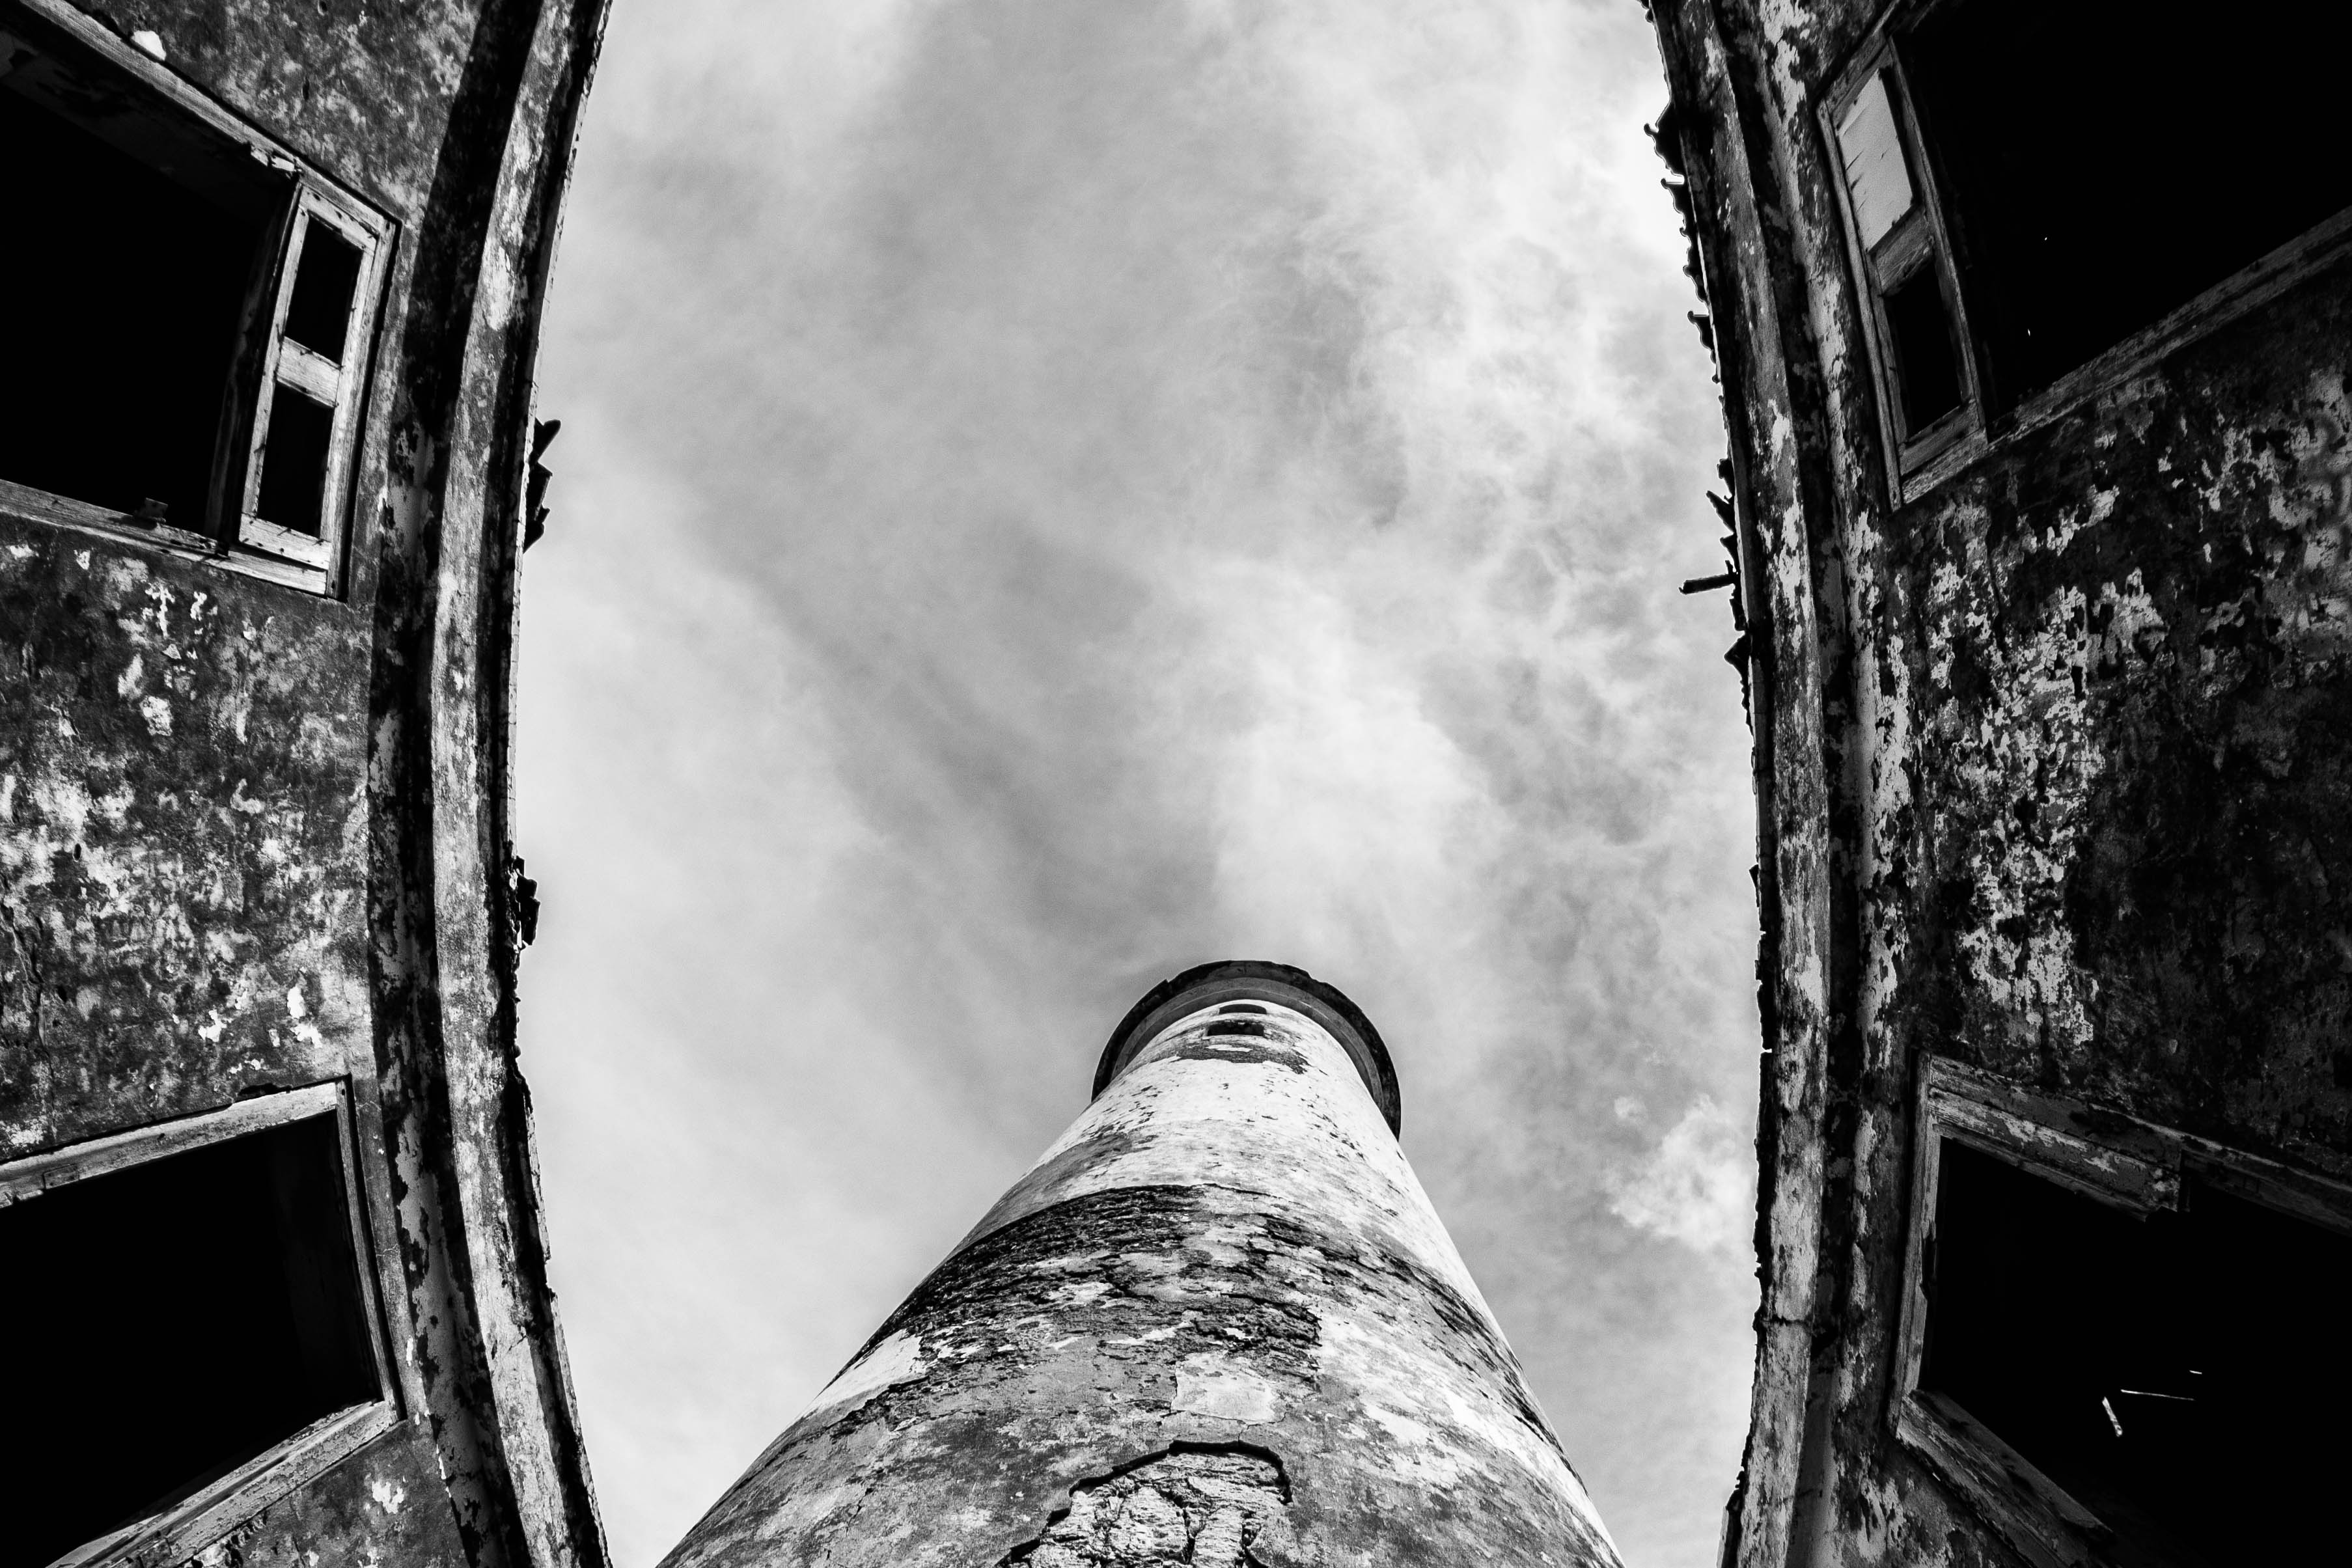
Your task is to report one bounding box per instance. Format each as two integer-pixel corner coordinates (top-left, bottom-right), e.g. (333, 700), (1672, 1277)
(0, 1111), (383, 1568)
(1906, 0), (2352, 407)
(253, 378), (337, 538)
(0, 10), (387, 593)
(240, 204), (372, 564)
(281, 225), (362, 363)
(1922, 1138), (2352, 1564)
(0, 41), (275, 536)
(1881, 266), (1963, 431)
(1829, 65), (1972, 463)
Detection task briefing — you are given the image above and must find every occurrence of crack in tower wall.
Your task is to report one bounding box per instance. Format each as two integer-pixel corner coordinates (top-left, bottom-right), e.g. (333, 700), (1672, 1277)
(1000, 1444), (1289, 1567)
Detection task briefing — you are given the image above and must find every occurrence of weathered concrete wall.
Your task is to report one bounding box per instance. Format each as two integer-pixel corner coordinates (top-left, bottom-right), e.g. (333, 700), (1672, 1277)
(1, 522), (368, 1148)
(662, 963), (1622, 1568)
(0, 1), (606, 1563)
(186, 1428), (473, 1568)
(1896, 287), (2352, 1156)
(1644, 0), (2352, 1563)
(71, 0), (483, 219)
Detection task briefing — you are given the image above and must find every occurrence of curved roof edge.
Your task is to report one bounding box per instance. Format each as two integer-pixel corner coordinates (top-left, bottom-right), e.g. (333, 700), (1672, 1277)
(1094, 959), (1401, 1135)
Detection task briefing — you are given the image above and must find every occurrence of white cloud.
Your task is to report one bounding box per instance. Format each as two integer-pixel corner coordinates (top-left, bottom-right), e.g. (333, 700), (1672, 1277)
(1608, 1097), (1755, 1256)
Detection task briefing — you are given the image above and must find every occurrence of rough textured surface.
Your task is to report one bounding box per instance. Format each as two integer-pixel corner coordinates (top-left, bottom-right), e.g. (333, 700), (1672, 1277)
(661, 983), (1622, 1568)
(0, 1), (606, 1564)
(1903, 316), (2352, 1155)
(1001, 1446), (1286, 1567)
(1643, 1), (2352, 1564)
(81, 0), (477, 219)
(185, 1426), (470, 1568)
(0, 519), (367, 1151)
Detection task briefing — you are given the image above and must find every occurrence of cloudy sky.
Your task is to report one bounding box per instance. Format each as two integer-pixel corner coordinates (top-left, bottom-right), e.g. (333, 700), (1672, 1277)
(514, 1), (1760, 1564)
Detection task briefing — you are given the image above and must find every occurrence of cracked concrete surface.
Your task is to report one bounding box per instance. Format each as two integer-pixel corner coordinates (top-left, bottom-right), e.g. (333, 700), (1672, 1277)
(1003, 1446), (1286, 1567)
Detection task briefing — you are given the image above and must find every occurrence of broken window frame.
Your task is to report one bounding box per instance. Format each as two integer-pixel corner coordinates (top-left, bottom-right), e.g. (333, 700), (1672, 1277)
(1890, 1056), (2352, 1568)
(1819, 0), (2352, 506)
(230, 185), (391, 588)
(0, 1080), (400, 1568)
(1818, 48), (1980, 488)
(0, 0), (393, 598)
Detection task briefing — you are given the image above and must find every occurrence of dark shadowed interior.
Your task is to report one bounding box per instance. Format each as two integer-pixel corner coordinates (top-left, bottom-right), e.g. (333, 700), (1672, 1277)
(255, 387), (337, 536)
(0, 72), (275, 532)
(1881, 262), (1963, 432)
(0, 1114), (381, 1568)
(283, 226), (362, 364)
(1907, 0), (2352, 409)
(1923, 1139), (2352, 1566)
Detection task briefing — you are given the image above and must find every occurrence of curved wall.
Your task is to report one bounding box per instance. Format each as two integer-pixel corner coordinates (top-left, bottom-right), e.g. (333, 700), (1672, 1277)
(0, 1), (609, 1560)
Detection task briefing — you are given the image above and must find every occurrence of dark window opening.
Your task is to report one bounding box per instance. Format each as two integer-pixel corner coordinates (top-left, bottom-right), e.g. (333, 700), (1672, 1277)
(1922, 1139), (2352, 1565)
(1204, 1018), (1273, 1039)
(0, 1113), (382, 1568)
(0, 48), (280, 532)
(1217, 1002), (1269, 1015)
(1881, 265), (1963, 433)
(281, 227), (363, 363)
(0, 12), (383, 589)
(255, 391), (336, 537)
(1907, 0), (2352, 406)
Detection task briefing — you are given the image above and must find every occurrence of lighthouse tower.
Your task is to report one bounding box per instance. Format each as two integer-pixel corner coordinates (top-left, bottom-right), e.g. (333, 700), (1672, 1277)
(661, 961), (1622, 1567)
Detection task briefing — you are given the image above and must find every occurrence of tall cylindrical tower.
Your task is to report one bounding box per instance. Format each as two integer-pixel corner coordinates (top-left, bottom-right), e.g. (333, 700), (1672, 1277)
(662, 961), (1622, 1567)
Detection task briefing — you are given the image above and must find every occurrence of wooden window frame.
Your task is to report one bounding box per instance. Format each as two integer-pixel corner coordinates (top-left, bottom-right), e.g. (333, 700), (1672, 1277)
(0, 0), (393, 598)
(1819, 47), (1980, 493)
(1819, 0), (2352, 508)
(1890, 1056), (2352, 1568)
(0, 1080), (401, 1568)
(230, 184), (392, 588)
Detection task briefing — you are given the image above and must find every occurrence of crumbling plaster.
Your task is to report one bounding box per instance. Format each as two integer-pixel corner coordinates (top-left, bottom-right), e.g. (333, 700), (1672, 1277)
(1645, 0), (2352, 1563)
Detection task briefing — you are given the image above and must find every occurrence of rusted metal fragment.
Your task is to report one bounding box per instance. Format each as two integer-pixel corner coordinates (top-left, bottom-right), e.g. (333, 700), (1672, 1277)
(661, 968), (1621, 1567)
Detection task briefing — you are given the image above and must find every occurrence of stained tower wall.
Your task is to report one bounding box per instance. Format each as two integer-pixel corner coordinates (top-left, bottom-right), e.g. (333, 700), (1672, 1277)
(661, 963), (1622, 1568)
